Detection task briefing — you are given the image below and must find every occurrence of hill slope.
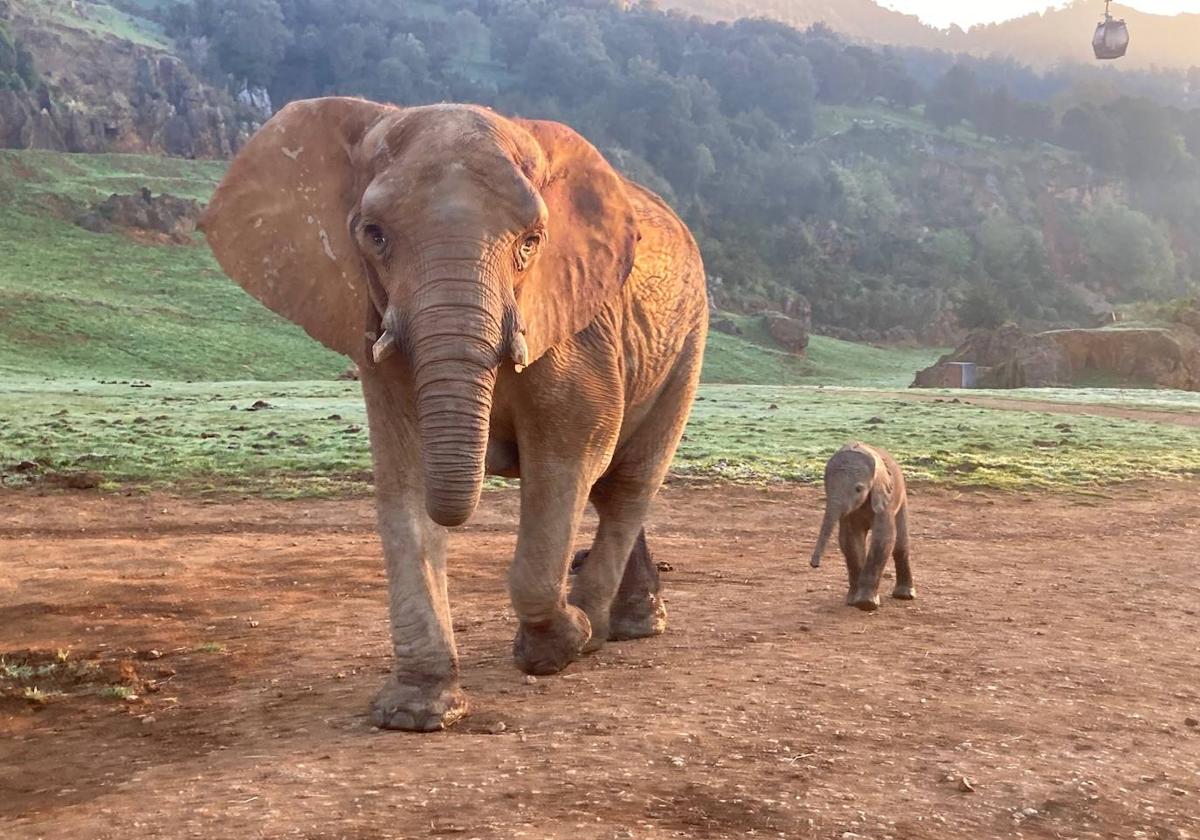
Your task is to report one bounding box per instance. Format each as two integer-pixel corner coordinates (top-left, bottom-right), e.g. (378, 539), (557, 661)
(0, 150), (345, 380)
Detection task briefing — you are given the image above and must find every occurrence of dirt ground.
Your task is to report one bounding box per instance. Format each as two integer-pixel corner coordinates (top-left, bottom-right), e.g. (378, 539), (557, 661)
(2, 480), (1199, 840)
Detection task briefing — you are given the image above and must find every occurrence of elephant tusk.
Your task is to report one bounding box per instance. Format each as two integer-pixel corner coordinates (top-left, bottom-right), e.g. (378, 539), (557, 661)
(372, 330), (398, 364)
(510, 331), (529, 373)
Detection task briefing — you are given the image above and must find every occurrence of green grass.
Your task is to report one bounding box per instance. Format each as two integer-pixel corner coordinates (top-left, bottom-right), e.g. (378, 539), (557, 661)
(1, 149), (226, 204)
(702, 313), (943, 388)
(0, 379), (371, 497)
(678, 385), (1200, 489)
(4, 378), (1198, 496)
(13, 0), (170, 50)
(813, 104), (934, 139)
(0, 151), (346, 381)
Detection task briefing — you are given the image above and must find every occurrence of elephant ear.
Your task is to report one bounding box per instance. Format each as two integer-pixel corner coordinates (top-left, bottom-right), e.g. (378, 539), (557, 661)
(201, 97), (391, 361)
(870, 451), (895, 515)
(515, 119), (639, 363)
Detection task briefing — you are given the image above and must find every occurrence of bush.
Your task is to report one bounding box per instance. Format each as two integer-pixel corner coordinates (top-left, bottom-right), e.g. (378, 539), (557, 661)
(957, 285), (1012, 330)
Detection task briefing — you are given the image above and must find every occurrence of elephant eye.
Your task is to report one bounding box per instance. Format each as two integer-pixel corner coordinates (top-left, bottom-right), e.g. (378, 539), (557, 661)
(362, 223), (388, 252)
(516, 233), (542, 269)
(855, 484), (866, 493)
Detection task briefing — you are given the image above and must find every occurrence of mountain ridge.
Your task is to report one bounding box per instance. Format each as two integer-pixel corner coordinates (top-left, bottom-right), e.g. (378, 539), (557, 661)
(660, 0), (1200, 70)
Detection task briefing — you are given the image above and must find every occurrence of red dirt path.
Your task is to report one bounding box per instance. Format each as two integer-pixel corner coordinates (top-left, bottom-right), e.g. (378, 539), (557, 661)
(2, 482), (1198, 839)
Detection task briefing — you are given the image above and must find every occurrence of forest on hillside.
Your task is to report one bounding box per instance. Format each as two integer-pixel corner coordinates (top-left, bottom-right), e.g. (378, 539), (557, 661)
(123, 0), (1200, 339)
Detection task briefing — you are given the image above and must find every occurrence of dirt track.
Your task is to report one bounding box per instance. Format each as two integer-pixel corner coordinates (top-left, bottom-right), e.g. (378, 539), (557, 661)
(871, 390), (1200, 429)
(2, 482), (1199, 839)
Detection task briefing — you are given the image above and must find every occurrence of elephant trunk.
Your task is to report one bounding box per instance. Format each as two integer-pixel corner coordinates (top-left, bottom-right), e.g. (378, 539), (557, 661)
(811, 506), (839, 568)
(414, 361), (496, 527)
(408, 259), (508, 528)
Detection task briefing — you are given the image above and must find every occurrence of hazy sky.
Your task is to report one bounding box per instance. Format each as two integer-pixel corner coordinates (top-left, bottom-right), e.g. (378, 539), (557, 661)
(882, 1), (1200, 29)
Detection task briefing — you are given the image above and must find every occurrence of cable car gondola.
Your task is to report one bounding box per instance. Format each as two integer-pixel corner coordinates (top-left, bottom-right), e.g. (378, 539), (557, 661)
(1092, 0), (1130, 60)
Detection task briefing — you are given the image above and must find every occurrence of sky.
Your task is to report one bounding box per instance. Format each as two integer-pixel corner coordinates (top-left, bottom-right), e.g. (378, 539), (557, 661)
(881, 0), (1200, 29)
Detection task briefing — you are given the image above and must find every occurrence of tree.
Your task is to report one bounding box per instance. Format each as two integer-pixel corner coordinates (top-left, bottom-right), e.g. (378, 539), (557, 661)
(926, 64), (978, 131)
(973, 86), (1014, 139)
(1010, 101), (1053, 146)
(1109, 97), (1187, 180)
(1059, 104), (1121, 171)
(1074, 202), (1179, 298)
(370, 34), (436, 105)
(214, 0), (289, 87)
(957, 284), (1011, 329)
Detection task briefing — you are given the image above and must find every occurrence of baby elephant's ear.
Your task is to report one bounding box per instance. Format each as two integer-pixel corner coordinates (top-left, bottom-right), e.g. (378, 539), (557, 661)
(870, 455), (894, 515)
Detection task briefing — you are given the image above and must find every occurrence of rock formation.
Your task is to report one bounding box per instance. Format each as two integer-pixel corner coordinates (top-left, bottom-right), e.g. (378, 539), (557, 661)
(76, 188), (203, 244)
(762, 311), (810, 354)
(0, 2), (257, 157)
(913, 312), (1200, 391)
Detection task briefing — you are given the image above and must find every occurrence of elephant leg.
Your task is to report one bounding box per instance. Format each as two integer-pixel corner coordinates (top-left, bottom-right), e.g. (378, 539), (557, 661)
(851, 516), (896, 612)
(607, 528), (667, 641)
(569, 340), (702, 644)
(839, 522), (866, 605)
(891, 504), (916, 601)
(361, 365), (466, 731)
(509, 465), (594, 676)
(569, 480), (661, 648)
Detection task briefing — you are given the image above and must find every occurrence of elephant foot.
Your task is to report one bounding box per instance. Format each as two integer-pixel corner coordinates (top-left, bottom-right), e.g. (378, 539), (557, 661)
(892, 583), (917, 601)
(848, 590), (880, 612)
(566, 578), (607, 653)
(570, 529), (666, 645)
(370, 673), (468, 732)
(568, 588), (667, 649)
(608, 592), (668, 641)
(513, 605), (591, 676)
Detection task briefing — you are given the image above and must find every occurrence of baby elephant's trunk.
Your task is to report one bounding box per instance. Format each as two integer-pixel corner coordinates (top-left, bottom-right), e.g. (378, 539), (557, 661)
(811, 507), (838, 568)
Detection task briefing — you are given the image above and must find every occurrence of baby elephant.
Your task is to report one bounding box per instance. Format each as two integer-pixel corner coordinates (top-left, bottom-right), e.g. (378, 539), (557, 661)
(811, 442), (914, 611)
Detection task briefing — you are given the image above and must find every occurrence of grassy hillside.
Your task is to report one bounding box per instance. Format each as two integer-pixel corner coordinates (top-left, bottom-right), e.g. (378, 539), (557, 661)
(702, 316), (941, 389)
(0, 148), (940, 386)
(9, 0), (171, 50)
(0, 150), (346, 381)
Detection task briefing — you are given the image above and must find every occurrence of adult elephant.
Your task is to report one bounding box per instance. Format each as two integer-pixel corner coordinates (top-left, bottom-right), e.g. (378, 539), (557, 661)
(201, 98), (708, 731)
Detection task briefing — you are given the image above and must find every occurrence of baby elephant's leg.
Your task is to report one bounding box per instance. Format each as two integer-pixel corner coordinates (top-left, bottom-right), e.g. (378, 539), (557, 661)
(850, 517), (895, 612)
(838, 521), (866, 605)
(892, 504), (916, 600)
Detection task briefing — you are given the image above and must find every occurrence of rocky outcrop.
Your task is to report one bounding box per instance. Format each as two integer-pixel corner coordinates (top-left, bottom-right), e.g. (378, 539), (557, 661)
(1037, 327), (1200, 391)
(76, 188), (203, 244)
(0, 87), (64, 149)
(913, 323), (1027, 387)
(0, 2), (257, 157)
(762, 311), (810, 354)
(913, 316), (1200, 391)
(709, 316), (742, 336)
